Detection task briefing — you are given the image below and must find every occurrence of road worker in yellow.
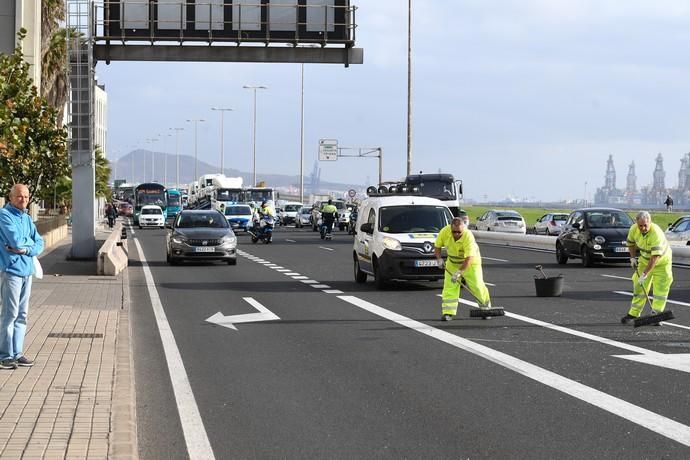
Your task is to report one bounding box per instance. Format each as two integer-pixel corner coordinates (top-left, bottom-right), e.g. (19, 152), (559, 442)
(319, 199), (339, 236)
(434, 216), (492, 321)
(622, 211), (674, 324)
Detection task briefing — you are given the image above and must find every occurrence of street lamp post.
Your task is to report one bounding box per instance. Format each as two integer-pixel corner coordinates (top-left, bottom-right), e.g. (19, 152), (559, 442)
(406, 0), (413, 176)
(211, 107), (233, 174)
(186, 119), (206, 184)
(170, 127), (184, 189)
(299, 63), (305, 204)
(145, 138), (159, 182)
(243, 85), (268, 186)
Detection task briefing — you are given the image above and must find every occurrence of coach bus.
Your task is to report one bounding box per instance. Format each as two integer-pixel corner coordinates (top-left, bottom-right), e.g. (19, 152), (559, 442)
(133, 182), (167, 225)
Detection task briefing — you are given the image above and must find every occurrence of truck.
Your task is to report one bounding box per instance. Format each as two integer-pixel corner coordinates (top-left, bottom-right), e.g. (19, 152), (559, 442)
(197, 173), (224, 202)
(166, 188), (183, 223)
(210, 176), (244, 213)
(403, 173), (464, 216)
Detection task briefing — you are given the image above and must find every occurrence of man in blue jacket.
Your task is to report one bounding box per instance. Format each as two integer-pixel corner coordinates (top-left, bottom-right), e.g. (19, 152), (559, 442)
(0, 184), (44, 369)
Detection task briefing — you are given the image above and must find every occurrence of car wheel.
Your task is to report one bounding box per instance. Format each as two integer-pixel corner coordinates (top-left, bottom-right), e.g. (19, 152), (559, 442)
(354, 256), (367, 283)
(581, 245), (593, 267)
(251, 236), (258, 244)
(138, 225), (142, 229)
(556, 242), (568, 264)
(168, 256), (179, 266)
(228, 259), (237, 265)
(374, 259), (387, 290)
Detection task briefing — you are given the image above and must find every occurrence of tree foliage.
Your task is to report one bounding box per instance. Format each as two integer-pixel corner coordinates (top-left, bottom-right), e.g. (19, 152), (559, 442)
(0, 30), (69, 202)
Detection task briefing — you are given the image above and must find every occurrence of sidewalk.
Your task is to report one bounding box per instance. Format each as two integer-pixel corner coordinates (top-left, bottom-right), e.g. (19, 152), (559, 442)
(0, 225), (137, 459)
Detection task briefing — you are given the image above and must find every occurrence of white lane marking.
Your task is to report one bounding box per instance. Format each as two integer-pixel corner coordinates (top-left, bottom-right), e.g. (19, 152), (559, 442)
(602, 274), (631, 281)
(272, 266), (284, 269)
(311, 284), (331, 289)
(285, 239), (296, 243)
(323, 290), (344, 294)
(285, 272), (301, 276)
(614, 291), (690, 307)
(337, 295), (690, 447)
(319, 246), (334, 251)
(276, 269), (291, 272)
(132, 238), (215, 460)
(291, 276), (309, 280)
(300, 280), (319, 284)
(453, 297), (658, 356)
(664, 323), (690, 331)
(486, 282), (496, 286)
(483, 256), (509, 262)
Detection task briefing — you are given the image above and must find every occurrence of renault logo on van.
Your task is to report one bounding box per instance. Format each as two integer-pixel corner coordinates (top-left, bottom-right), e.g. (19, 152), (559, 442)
(202, 240), (208, 246)
(423, 242), (433, 253)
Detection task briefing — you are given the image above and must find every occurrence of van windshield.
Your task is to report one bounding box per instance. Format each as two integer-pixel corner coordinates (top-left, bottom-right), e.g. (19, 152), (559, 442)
(379, 206), (452, 233)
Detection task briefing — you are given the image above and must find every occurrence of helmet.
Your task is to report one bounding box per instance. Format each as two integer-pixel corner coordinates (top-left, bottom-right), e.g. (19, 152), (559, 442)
(328, 199), (332, 204)
(261, 200), (267, 206)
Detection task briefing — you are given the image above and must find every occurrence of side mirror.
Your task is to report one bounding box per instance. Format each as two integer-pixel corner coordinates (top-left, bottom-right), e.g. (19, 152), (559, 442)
(572, 222), (581, 230)
(360, 223), (374, 234)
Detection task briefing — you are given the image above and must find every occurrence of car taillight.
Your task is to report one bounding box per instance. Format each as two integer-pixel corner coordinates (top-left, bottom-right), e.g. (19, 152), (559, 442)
(550, 220), (556, 225)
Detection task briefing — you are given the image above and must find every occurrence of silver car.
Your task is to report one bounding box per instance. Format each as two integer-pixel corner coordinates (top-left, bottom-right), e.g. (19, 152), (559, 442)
(475, 209), (527, 234)
(665, 216), (690, 243)
(295, 206), (312, 228)
(167, 210), (237, 265)
(534, 213), (569, 236)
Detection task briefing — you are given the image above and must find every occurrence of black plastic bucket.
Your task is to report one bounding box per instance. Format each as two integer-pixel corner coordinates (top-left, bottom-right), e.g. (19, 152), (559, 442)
(534, 275), (564, 297)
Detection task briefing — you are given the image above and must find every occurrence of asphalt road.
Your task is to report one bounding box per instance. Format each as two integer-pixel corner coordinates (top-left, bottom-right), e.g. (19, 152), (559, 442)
(127, 223), (690, 459)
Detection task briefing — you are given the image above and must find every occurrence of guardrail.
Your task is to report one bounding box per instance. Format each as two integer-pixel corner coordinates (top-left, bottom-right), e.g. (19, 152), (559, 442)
(472, 230), (690, 267)
(35, 215), (69, 251)
(97, 222), (129, 276)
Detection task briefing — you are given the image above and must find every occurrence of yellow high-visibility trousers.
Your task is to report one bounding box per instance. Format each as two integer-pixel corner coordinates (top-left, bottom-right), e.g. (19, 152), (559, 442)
(628, 259), (673, 317)
(441, 262), (491, 316)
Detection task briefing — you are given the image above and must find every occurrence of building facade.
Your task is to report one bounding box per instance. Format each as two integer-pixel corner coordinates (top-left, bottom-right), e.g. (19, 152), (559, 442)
(0, 0), (41, 87)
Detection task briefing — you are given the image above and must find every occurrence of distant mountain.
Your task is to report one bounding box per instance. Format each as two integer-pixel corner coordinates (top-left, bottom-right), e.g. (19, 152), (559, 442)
(112, 150), (363, 193)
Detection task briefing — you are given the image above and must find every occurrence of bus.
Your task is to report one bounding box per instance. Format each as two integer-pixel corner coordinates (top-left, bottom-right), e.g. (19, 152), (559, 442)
(134, 182), (167, 225)
(166, 189), (183, 223)
(244, 187), (276, 205)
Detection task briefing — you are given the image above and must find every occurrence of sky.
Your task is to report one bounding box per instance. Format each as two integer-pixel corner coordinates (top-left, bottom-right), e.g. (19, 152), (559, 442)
(99, 0), (690, 202)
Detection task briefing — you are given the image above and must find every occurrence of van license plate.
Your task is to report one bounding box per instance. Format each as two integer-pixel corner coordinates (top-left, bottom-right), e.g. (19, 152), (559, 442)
(415, 259), (439, 267)
(195, 247), (214, 253)
(614, 247), (628, 253)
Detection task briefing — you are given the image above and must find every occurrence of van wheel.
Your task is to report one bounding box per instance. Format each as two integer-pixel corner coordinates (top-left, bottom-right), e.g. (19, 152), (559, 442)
(354, 256), (367, 283)
(374, 260), (387, 290)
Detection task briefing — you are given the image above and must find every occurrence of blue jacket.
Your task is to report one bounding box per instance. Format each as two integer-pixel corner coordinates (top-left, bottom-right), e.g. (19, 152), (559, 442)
(0, 204), (44, 277)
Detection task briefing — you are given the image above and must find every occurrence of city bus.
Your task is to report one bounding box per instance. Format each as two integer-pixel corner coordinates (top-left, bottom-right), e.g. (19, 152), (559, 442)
(166, 188), (183, 223)
(244, 187), (276, 205)
(133, 182), (167, 225)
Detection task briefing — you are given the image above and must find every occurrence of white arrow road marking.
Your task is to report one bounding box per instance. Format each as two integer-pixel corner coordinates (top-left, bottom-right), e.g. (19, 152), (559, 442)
(338, 295), (690, 447)
(453, 296), (690, 373)
(206, 297), (280, 331)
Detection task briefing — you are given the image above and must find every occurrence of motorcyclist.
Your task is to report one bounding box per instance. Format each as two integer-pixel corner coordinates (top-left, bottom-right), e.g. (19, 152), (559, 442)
(320, 199), (338, 237)
(259, 200), (275, 218)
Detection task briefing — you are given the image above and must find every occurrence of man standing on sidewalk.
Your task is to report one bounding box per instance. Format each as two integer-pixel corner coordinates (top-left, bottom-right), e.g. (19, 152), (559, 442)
(0, 184), (44, 369)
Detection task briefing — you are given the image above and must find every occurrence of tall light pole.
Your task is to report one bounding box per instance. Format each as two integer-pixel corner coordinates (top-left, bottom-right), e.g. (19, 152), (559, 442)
(406, 0), (413, 176)
(186, 119), (205, 183)
(170, 127), (184, 189)
(243, 85), (268, 186)
(211, 107), (233, 174)
(299, 64), (305, 204)
(145, 138), (159, 182)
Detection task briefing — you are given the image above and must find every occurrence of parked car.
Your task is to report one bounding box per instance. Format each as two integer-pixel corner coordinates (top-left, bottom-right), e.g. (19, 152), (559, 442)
(474, 210), (526, 234)
(556, 208), (634, 266)
(665, 215), (690, 243)
(138, 205), (165, 229)
(295, 206), (312, 228)
(167, 209), (237, 265)
(534, 213), (569, 235)
(222, 204), (253, 232)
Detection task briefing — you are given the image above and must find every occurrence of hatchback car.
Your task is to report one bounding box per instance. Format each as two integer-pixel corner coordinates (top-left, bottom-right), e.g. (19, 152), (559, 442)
(556, 208), (634, 266)
(278, 202), (304, 226)
(665, 215), (690, 243)
(167, 210), (238, 265)
(474, 210), (526, 234)
(534, 213), (569, 236)
(223, 204), (253, 232)
(138, 205), (165, 229)
(295, 206), (312, 228)
(118, 202), (133, 217)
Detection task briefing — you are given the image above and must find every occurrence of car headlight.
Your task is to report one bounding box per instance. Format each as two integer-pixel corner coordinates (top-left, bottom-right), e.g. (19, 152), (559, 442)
(172, 236), (186, 244)
(594, 235), (606, 244)
(222, 235), (237, 245)
(382, 236), (402, 251)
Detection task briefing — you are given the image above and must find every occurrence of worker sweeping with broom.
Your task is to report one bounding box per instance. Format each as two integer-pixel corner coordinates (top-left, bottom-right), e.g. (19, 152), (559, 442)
(434, 214), (503, 321)
(622, 211), (675, 327)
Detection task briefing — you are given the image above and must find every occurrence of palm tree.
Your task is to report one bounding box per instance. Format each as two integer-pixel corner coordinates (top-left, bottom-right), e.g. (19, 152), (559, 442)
(41, 0), (68, 126)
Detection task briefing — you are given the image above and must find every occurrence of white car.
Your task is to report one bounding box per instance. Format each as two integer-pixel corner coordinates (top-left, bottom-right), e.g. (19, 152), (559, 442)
(534, 213), (569, 236)
(353, 194), (453, 288)
(295, 206), (312, 228)
(278, 202), (303, 226)
(138, 205), (165, 229)
(475, 209), (526, 234)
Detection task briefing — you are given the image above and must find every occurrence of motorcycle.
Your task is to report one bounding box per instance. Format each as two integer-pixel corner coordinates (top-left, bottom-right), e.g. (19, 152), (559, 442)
(248, 214), (274, 244)
(347, 210), (358, 235)
(320, 214), (337, 240)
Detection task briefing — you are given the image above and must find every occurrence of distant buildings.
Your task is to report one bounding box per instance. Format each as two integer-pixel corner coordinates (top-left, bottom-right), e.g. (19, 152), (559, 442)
(594, 153), (690, 208)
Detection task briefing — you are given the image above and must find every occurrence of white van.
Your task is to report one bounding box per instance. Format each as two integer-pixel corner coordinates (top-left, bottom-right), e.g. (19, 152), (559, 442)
(352, 195), (453, 288)
(278, 202), (303, 226)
